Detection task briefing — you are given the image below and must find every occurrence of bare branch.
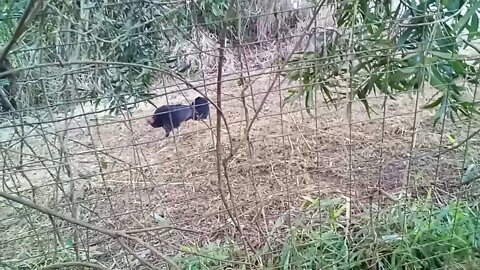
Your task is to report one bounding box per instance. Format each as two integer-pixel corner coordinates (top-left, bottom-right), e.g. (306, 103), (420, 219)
(41, 261), (109, 270)
(0, 192), (181, 270)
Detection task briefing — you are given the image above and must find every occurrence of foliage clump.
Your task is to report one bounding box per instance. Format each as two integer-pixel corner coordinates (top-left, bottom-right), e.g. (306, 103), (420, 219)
(0, 0), (233, 113)
(174, 197), (480, 269)
(285, 0), (480, 125)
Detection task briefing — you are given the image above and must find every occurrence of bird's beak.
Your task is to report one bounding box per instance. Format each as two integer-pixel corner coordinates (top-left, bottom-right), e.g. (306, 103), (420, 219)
(146, 117), (154, 125)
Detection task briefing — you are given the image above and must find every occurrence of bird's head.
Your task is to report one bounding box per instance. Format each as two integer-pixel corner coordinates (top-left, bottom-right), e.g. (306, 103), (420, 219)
(194, 96), (208, 104)
(146, 115), (158, 127)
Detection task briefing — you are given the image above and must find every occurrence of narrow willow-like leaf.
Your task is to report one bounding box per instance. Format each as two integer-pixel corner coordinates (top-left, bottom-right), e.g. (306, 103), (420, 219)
(453, 1), (480, 33)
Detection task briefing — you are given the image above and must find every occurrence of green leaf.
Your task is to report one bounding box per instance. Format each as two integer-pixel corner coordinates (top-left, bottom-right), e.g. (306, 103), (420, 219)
(453, 1), (480, 33)
(429, 66), (449, 92)
(357, 85), (372, 118)
(358, 0), (368, 18)
(370, 22), (387, 39)
(351, 59), (371, 75)
(433, 95), (449, 126)
(390, 68), (415, 82)
(467, 12), (479, 40)
(445, 0), (461, 12)
(436, 25), (458, 53)
(287, 72), (299, 82)
(469, 10), (479, 29)
(283, 91), (299, 106)
(396, 27), (414, 49)
(305, 88), (314, 115)
(451, 59), (467, 75)
(321, 84), (336, 106)
(100, 160), (108, 169)
(423, 95), (443, 109)
(429, 51), (464, 60)
(64, 239), (74, 249)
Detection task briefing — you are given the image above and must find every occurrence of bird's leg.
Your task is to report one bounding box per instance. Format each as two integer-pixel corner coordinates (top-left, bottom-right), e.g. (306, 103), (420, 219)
(171, 128), (182, 143)
(164, 127), (171, 138)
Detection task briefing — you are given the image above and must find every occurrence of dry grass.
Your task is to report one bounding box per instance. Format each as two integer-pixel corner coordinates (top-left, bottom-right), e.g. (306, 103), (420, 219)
(2, 1), (480, 268)
(2, 65), (479, 268)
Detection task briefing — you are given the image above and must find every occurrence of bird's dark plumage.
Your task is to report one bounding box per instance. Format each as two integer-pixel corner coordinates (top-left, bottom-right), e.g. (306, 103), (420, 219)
(191, 97), (210, 120)
(0, 58), (18, 112)
(147, 104), (193, 137)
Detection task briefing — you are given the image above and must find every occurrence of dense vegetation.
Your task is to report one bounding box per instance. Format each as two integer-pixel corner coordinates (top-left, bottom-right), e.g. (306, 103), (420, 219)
(0, 0), (231, 113)
(174, 197), (480, 269)
(1, 0), (479, 269)
(285, 0), (480, 126)
(2, 0), (479, 123)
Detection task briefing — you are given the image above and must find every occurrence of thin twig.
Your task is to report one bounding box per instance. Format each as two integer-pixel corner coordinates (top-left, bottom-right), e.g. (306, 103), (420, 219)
(463, 39), (480, 54)
(435, 128), (480, 157)
(215, 0), (256, 253)
(126, 225), (203, 234)
(117, 238), (160, 270)
(41, 261), (109, 270)
(371, 187), (398, 202)
(224, 1), (326, 160)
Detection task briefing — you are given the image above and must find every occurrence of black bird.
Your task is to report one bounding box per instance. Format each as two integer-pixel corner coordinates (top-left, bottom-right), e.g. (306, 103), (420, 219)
(0, 58), (18, 112)
(147, 104), (193, 137)
(191, 96), (210, 120)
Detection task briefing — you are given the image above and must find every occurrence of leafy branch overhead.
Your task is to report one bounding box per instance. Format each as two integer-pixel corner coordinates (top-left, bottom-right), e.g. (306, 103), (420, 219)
(284, 0), (480, 125)
(1, 0), (230, 113)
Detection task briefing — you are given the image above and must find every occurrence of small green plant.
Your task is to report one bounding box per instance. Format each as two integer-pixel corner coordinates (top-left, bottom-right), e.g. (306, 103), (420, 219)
(174, 241), (245, 269)
(174, 197), (480, 269)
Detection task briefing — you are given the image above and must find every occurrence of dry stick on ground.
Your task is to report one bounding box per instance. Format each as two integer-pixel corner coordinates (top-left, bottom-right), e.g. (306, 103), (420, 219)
(117, 238), (160, 270)
(0, 192), (181, 270)
(0, 86), (15, 112)
(129, 215), (255, 267)
(41, 261), (109, 270)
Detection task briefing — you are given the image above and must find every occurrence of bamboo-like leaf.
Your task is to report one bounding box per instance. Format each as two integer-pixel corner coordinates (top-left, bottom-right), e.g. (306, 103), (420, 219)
(321, 84), (336, 105)
(467, 12), (479, 40)
(433, 95), (449, 126)
(423, 95), (444, 109)
(451, 59), (467, 76)
(305, 88), (314, 115)
(429, 51), (464, 60)
(396, 27), (414, 49)
(357, 85), (372, 119)
(453, 1), (480, 33)
(429, 65), (449, 92)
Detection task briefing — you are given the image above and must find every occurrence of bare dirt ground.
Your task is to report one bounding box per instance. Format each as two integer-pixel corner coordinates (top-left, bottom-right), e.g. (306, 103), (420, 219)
(1, 69), (478, 267)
